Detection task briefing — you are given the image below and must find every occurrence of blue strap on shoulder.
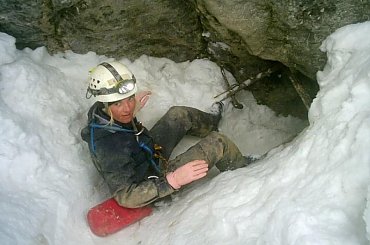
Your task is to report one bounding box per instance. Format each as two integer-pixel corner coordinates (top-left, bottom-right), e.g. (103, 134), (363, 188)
(89, 123), (136, 154)
(89, 123), (161, 175)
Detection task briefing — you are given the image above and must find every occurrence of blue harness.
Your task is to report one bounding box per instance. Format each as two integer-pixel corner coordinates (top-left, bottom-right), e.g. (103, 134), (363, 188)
(89, 122), (161, 175)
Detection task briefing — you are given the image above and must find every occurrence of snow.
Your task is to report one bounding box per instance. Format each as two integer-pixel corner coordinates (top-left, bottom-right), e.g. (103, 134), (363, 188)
(0, 20), (369, 245)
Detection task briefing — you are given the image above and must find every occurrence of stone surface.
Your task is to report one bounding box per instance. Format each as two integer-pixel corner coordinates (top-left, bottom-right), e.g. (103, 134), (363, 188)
(0, 0), (368, 119)
(55, 0), (203, 61)
(198, 0), (369, 79)
(0, 0), (204, 61)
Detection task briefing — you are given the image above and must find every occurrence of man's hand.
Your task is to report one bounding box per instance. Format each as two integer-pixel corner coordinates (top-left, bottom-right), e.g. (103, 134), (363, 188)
(166, 160), (209, 189)
(135, 91), (152, 110)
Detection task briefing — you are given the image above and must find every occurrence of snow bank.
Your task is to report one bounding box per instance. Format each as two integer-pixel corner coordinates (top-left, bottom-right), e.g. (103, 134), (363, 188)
(125, 21), (370, 245)
(0, 21), (369, 245)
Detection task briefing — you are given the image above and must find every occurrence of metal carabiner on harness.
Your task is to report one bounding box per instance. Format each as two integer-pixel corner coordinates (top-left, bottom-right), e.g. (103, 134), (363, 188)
(139, 142), (162, 175)
(134, 127), (144, 136)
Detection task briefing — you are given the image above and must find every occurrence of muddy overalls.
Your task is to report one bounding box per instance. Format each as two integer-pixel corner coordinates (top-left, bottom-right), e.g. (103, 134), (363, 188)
(81, 103), (245, 208)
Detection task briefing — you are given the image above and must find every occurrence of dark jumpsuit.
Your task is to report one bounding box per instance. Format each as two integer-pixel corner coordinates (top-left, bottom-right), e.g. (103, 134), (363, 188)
(81, 102), (245, 208)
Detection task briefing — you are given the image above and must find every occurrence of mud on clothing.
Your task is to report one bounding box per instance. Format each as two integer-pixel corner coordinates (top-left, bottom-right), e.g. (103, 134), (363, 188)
(81, 102), (245, 208)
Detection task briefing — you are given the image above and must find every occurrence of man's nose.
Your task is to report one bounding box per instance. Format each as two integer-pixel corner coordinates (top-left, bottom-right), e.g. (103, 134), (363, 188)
(120, 100), (131, 112)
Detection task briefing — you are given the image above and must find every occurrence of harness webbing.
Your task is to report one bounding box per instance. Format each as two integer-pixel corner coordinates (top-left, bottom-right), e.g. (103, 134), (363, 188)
(139, 142), (161, 175)
(89, 122), (161, 175)
(89, 123), (136, 153)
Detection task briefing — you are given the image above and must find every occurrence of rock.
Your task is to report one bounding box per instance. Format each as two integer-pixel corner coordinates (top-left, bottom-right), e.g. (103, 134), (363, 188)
(0, 0), (368, 118)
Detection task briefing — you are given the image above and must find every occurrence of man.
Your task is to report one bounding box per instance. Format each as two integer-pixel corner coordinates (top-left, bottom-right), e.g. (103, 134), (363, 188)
(81, 61), (249, 208)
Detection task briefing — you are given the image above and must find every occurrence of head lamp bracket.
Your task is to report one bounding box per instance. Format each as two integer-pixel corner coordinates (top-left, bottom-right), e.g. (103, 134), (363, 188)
(86, 62), (136, 98)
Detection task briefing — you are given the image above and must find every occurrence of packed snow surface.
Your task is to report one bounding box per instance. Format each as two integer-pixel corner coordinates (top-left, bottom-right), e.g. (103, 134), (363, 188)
(0, 21), (369, 245)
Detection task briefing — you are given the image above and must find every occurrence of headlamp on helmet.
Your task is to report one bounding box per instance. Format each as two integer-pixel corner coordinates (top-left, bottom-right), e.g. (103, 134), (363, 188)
(87, 76), (136, 96)
(85, 61), (138, 103)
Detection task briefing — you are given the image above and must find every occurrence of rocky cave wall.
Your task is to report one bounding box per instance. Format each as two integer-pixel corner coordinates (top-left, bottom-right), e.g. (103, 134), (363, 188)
(1, 0), (368, 119)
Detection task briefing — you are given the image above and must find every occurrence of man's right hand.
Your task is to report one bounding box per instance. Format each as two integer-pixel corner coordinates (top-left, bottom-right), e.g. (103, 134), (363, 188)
(135, 91), (152, 110)
(166, 160), (208, 189)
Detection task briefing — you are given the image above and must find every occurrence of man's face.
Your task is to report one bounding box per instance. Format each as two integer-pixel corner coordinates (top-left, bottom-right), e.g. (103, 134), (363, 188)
(109, 95), (136, 124)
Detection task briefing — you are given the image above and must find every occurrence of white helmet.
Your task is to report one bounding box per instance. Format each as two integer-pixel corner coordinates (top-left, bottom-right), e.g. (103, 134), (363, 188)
(86, 61), (138, 103)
